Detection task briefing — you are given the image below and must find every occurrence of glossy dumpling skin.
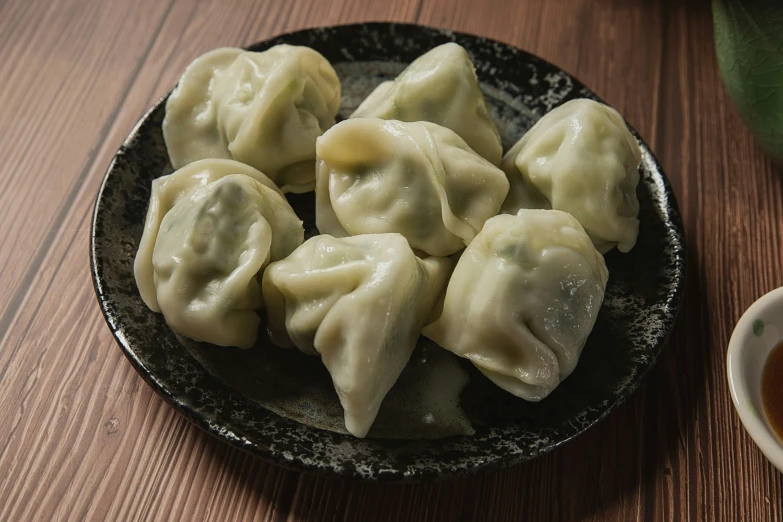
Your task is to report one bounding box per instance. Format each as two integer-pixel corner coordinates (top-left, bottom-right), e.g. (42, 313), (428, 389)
(315, 118), (510, 257)
(423, 209), (609, 401)
(139, 174), (303, 348)
(163, 45), (341, 193)
(262, 233), (450, 437)
(134, 159), (284, 312)
(351, 43), (502, 165)
(161, 48), (243, 169)
(500, 98), (642, 253)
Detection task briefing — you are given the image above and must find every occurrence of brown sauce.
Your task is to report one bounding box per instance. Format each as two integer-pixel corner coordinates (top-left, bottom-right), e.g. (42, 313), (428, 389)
(762, 340), (783, 439)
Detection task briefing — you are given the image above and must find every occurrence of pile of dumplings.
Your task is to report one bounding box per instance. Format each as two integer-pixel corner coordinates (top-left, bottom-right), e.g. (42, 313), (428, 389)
(133, 42), (643, 438)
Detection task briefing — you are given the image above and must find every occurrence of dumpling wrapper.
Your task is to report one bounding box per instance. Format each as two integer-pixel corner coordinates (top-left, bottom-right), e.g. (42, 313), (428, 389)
(160, 48), (244, 168)
(134, 158), (283, 312)
(423, 209), (608, 401)
(315, 118), (509, 257)
(143, 174), (303, 348)
(262, 233), (450, 437)
(500, 98), (642, 253)
(163, 45), (341, 193)
(351, 42), (502, 165)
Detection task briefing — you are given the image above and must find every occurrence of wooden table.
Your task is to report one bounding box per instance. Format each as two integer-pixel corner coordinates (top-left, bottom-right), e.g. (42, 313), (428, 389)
(1, 0), (781, 519)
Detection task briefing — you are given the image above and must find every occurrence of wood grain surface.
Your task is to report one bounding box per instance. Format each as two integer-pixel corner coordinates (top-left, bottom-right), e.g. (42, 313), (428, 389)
(0, 0), (781, 519)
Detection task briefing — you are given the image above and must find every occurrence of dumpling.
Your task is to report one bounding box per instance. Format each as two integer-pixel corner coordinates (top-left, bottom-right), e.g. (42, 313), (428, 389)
(262, 233), (450, 437)
(500, 98), (642, 253)
(351, 43), (502, 165)
(160, 48), (244, 168)
(423, 209), (608, 401)
(315, 118), (510, 257)
(134, 158), (284, 312)
(163, 45), (341, 193)
(140, 174), (303, 348)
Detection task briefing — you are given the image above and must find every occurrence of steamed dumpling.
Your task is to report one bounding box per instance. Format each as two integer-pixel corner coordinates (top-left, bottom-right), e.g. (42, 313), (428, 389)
(315, 118), (510, 257)
(163, 45), (341, 193)
(351, 43), (502, 165)
(137, 173), (303, 348)
(262, 233), (450, 437)
(423, 209), (608, 401)
(134, 158), (284, 312)
(501, 98), (642, 253)
(160, 48), (244, 169)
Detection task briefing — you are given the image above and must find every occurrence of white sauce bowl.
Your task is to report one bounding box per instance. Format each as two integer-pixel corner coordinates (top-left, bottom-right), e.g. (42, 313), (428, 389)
(727, 287), (783, 473)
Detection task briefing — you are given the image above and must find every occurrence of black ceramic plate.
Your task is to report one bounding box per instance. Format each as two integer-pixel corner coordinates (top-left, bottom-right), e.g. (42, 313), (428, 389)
(91, 22), (686, 481)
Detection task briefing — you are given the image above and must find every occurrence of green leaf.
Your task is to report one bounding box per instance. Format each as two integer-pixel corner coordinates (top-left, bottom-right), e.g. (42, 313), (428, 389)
(713, 0), (783, 160)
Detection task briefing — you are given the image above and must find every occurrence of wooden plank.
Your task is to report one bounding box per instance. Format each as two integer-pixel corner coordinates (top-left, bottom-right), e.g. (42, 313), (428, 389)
(0, 0), (781, 519)
(0, 0), (175, 339)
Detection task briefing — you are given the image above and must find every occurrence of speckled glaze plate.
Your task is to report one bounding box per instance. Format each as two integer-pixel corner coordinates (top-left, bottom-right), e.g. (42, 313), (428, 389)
(90, 23), (686, 481)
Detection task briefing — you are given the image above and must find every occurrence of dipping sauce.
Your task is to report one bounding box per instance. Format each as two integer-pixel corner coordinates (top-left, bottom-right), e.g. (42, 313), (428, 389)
(762, 340), (783, 440)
